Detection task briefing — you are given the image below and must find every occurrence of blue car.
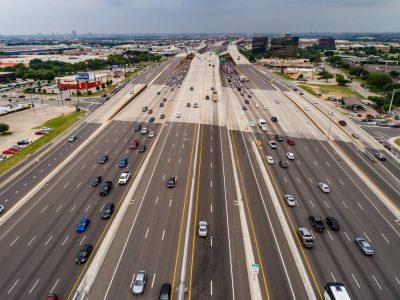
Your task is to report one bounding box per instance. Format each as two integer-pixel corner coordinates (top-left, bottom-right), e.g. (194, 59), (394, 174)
(76, 218), (90, 233)
(118, 158), (128, 168)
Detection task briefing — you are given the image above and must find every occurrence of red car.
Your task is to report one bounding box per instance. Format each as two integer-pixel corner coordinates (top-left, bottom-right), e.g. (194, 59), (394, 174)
(2, 149), (17, 155)
(129, 139), (139, 150)
(35, 131), (46, 135)
(47, 294), (58, 300)
(339, 120), (347, 126)
(287, 139), (295, 146)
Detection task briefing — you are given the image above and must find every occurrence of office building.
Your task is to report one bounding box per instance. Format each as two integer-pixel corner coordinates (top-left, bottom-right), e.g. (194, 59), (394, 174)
(252, 35), (268, 54)
(270, 35), (299, 58)
(318, 37), (336, 49)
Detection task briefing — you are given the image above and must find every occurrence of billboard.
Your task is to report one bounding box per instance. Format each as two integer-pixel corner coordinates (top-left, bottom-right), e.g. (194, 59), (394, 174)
(75, 73), (95, 81)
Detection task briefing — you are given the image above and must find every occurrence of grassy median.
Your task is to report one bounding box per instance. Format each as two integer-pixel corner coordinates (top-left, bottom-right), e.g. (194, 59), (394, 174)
(299, 83), (364, 99)
(395, 138), (400, 147)
(0, 110), (85, 175)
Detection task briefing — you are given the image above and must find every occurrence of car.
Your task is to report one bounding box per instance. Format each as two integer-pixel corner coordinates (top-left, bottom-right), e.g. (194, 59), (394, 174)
(160, 102), (164, 107)
(198, 221), (208, 237)
(0, 205), (4, 214)
(17, 138), (32, 145)
(352, 133), (360, 139)
(168, 97), (173, 101)
(193, 103), (198, 108)
(91, 175), (102, 187)
(163, 97), (167, 102)
(138, 145), (146, 153)
(75, 244), (92, 264)
(160, 114), (165, 119)
(176, 112), (182, 118)
(249, 122), (256, 127)
(355, 237), (374, 256)
(275, 134), (283, 142)
(101, 203), (115, 219)
(286, 152), (295, 160)
(2, 149), (17, 155)
(313, 100), (319, 104)
(142, 106), (148, 112)
(271, 116), (278, 122)
(149, 117), (155, 122)
(129, 139), (139, 150)
(375, 153), (386, 161)
(205, 95), (209, 100)
(328, 111), (334, 116)
(309, 216), (325, 232)
(326, 216), (340, 231)
(244, 99), (249, 104)
(287, 139), (295, 146)
(118, 171), (131, 185)
(298, 228), (314, 248)
(75, 218), (90, 233)
(279, 160), (289, 168)
(141, 127), (149, 135)
(266, 156), (274, 164)
(242, 106), (247, 110)
(149, 131), (155, 138)
(186, 102), (191, 107)
(134, 124), (142, 132)
(98, 155), (109, 164)
(157, 91), (161, 95)
(159, 283), (172, 300)
(304, 106), (310, 111)
(284, 195), (296, 207)
(132, 271), (147, 295)
(118, 158), (128, 168)
(167, 177), (176, 188)
(339, 120), (347, 126)
(255, 103), (259, 108)
(68, 135), (78, 142)
(35, 131), (46, 135)
(148, 109), (153, 114)
(299, 91), (304, 95)
(46, 294), (58, 300)
(318, 182), (330, 193)
(100, 181), (113, 196)
(269, 141), (278, 149)
(247, 95), (252, 99)
(263, 105), (268, 110)
(190, 87), (194, 91)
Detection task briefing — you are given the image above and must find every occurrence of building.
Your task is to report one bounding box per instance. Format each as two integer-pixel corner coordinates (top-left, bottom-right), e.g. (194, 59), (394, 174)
(252, 36), (268, 54)
(257, 58), (313, 68)
(55, 72), (111, 90)
(318, 37), (336, 49)
(0, 72), (16, 82)
(270, 35), (299, 58)
(283, 68), (318, 79)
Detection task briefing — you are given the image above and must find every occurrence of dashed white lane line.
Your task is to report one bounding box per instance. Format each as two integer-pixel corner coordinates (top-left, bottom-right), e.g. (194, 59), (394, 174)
(61, 235), (70, 246)
(324, 201), (329, 208)
(8, 278), (19, 294)
(339, 179), (344, 186)
(50, 278), (60, 294)
(325, 161), (330, 167)
(308, 177), (313, 183)
(326, 178), (331, 185)
(314, 147), (319, 152)
(151, 273), (156, 288)
(10, 236), (20, 247)
(70, 204), (77, 213)
(99, 204), (105, 213)
(395, 276), (400, 286)
(314, 161), (318, 166)
(381, 233), (390, 244)
(296, 177), (300, 183)
(211, 162), (213, 168)
(357, 202), (364, 211)
(372, 275), (382, 290)
(327, 230), (333, 241)
(79, 235), (86, 245)
(344, 232), (351, 242)
(210, 180), (213, 188)
(155, 196), (159, 204)
(92, 165), (96, 170)
(309, 200), (315, 208)
(81, 164), (86, 170)
(29, 278), (40, 294)
(162, 230), (165, 240)
(163, 174), (165, 181)
(168, 157), (170, 162)
(27, 236), (36, 246)
(364, 232), (371, 242)
(84, 204), (91, 213)
(352, 274), (360, 288)
(15, 190), (19, 194)
(169, 199), (172, 207)
(330, 272), (336, 282)
(41, 205), (48, 213)
(76, 182), (82, 189)
(145, 228), (149, 239)
(182, 144), (185, 149)
(210, 236), (213, 247)
(64, 182), (70, 189)
(211, 147), (212, 153)
(94, 150), (99, 155)
(44, 235), (53, 246)
(283, 177), (287, 183)
(24, 182), (28, 186)
(211, 204), (213, 213)
(211, 280), (213, 296)
(172, 144), (175, 148)
(305, 147), (308, 151)
(342, 201), (348, 209)
(130, 274), (136, 288)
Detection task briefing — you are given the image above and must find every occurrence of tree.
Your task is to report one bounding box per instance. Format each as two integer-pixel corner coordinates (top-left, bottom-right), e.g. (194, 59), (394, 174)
(101, 83), (106, 89)
(319, 71), (334, 82)
(0, 123), (10, 134)
(297, 73), (304, 80)
(366, 73), (392, 91)
(390, 70), (399, 79)
(336, 74), (351, 86)
(96, 86), (100, 91)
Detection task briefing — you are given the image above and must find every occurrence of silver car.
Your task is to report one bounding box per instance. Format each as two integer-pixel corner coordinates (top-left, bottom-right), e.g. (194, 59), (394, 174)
(198, 221), (208, 237)
(355, 237), (374, 256)
(284, 195), (296, 207)
(318, 182), (330, 193)
(132, 270), (147, 295)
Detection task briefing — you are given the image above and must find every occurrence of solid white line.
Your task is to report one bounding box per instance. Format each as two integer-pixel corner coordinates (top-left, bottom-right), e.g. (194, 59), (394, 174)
(79, 235), (86, 245)
(10, 236), (20, 247)
(372, 275), (382, 290)
(27, 235), (36, 246)
(61, 235), (70, 246)
(50, 278), (60, 294)
(29, 278), (40, 294)
(56, 204), (62, 213)
(8, 278), (19, 294)
(162, 230), (165, 240)
(151, 273), (156, 288)
(352, 274), (360, 288)
(145, 228), (149, 239)
(41, 205), (48, 213)
(44, 235), (53, 246)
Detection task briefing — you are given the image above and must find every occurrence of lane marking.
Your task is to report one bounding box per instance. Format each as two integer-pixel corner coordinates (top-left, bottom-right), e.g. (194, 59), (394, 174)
(344, 232), (351, 242)
(309, 200), (315, 208)
(29, 278), (40, 294)
(352, 274), (360, 288)
(372, 275), (382, 290)
(357, 202), (364, 211)
(10, 236), (20, 247)
(145, 228), (149, 239)
(84, 204), (91, 213)
(62, 235), (70, 246)
(339, 179), (344, 186)
(364, 232), (371, 242)
(50, 278), (60, 294)
(309, 177), (313, 183)
(70, 204), (77, 213)
(210, 204), (213, 213)
(330, 272), (336, 282)
(211, 280), (213, 296)
(155, 196), (159, 204)
(151, 273), (156, 288)
(169, 199), (172, 207)
(162, 230), (165, 241)
(44, 235), (53, 246)
(27, 235), (36, 246)
(64, 182), (70, 189)
(342, 201), (348, 209)
(79, 235), (86, 245)
(381, 233), (389, 244)
(327, 230), (333, 241)
(41, 205), (48, 213)
(130, 273), (135, 288)
(76, 182), (82, 189)
(8, 278), (19, 294)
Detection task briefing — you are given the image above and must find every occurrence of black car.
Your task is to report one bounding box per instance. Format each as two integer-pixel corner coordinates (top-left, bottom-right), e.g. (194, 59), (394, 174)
(160, 114), (165, 119)
(167, 177), (176, 188)
(271, 116), (278, 123)
(98, 155), (109, 164)
(149, 117), (155, 122)
(134, 124), (142, 132)
(100, 181), (113, 196)
(326, 216), (340, 231)
(205, 95), (209, 100)
(163, 97), (167, 102)
(101, 203), (115, 219)
(138, 145), (146, 153)
(159, 283), (172, 300)
(76, 244), (92, 264)
(247, 95), (252, 98)
(245, 99), (249, 104)
(309, 216), (326, 232)
(91, 175), (102, 187)
(279, 160), (288, 168)
(187, 103), (191, 107)
(275, 134), (284, 141)
(160, 102), (164, 107)
(242, 106), (247, 110)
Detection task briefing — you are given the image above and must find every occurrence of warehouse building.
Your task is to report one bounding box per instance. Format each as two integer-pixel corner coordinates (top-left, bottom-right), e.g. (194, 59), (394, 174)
(55, 72), (111, 90)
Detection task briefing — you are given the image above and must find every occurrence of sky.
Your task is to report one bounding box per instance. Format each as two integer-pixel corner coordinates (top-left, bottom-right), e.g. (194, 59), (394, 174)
(0, 0), (399, 35)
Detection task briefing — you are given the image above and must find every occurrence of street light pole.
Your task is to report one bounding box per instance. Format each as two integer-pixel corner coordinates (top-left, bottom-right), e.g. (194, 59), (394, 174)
(387, 89), (397, 119)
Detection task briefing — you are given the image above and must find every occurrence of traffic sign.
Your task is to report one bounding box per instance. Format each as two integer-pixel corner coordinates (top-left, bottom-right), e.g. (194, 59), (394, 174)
(252, 263), (260, 275)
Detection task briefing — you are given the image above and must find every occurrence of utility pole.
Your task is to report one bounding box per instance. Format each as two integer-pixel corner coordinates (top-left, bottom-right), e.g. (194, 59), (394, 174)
(387, 89), (396, 119)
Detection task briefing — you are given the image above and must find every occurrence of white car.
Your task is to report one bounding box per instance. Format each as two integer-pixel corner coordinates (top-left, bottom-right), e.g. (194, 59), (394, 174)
(193, 103), (198, 108)
(176, 112), (182, 118)
(0, 205), (4, 213)
(304, 106), (310, 111)
(141, 127), (148, 135)
(284, 195), (296, 207)
(318, 182), (330, 193)
(132, 271), (147, 295)
(198, 221), (208, 237)
(263, 106), (268, 110)
(269, 141), (278, 149)
(286, 152), (295, 160)
(148, 131), (155, 138)
(255, 103), (259, 108)
(266, 156), (274, 164)
(313, 100), (318, 104)
(328, 111), (334, 116)
(168, 97), (173, 101)
(249, 122), (256, 127)
(118, 171), (131, 185)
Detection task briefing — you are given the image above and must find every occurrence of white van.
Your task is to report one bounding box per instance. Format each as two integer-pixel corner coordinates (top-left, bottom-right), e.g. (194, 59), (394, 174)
(257, 119), (267, 128)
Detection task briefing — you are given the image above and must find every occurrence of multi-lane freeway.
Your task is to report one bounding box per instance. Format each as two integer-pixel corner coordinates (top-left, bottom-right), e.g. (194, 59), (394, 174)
(0, 44), (399, 300)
